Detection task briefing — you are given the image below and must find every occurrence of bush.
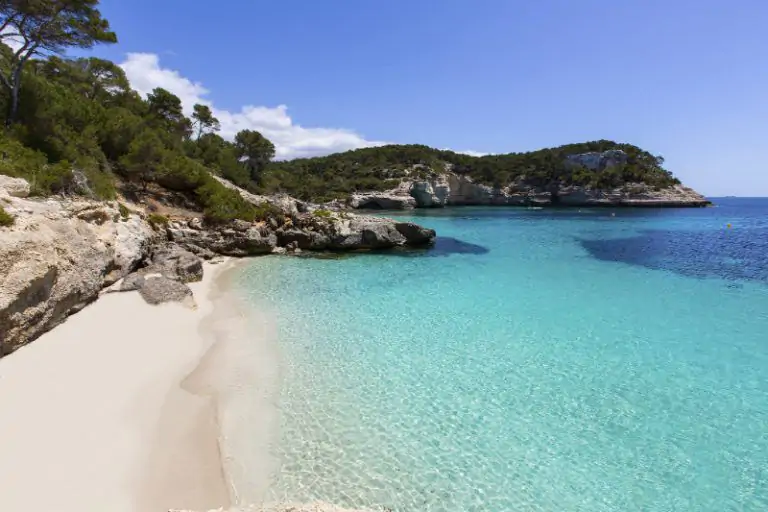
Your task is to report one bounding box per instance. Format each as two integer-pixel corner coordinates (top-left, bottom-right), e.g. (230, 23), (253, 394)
(118, 202), (131, 219)
(312, 208), (333, 218)
(0, 205), (14, 227)
(147, 213), (169, 229)
(195, 176), (257, 224)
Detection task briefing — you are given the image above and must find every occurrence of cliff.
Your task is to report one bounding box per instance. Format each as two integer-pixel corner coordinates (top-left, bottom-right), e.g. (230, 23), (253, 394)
(0, 174), (435, 356)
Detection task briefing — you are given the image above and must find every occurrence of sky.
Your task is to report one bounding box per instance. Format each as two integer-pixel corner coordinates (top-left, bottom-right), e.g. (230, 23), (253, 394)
(80, 0), (768, 195)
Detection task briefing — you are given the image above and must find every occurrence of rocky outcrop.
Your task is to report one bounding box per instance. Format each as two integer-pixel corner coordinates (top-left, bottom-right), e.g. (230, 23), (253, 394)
(167, 220), (278, 257)
(348, 192), (417, 210)
(348, 150), (709, 208)
(0, 185), (155, 355)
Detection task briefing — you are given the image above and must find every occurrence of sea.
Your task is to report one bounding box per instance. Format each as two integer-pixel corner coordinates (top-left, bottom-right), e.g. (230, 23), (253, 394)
(235, 198), (768, 511)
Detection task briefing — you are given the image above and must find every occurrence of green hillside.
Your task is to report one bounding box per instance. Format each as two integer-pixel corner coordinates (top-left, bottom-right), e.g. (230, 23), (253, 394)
(261, 141), (680, 202)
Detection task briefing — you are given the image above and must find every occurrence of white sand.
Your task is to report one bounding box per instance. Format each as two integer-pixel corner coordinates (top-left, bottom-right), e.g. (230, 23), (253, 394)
(0, 260), (245, 512)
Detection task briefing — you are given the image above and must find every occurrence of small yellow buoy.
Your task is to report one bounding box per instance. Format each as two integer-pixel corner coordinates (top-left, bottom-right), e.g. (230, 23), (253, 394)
(727, 223), (732, 229)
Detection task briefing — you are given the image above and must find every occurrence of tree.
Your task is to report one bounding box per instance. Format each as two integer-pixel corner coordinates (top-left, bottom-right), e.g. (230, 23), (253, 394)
(191, 103), (220, 140)
(119, 130), (166, 191)
(234, 129), (275, 181)
(146, 87), (191, 141)
(0, 0), (117, 125)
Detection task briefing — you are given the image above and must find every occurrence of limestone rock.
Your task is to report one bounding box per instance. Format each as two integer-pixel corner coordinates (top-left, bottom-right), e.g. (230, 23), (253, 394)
(168, 224), (277, 256)
(150, 243), (204, 283)
(276, 228), (330, 250)
(395, 222), (436, 245)
(138, 275), (193, 305)
(0, 175), (30, 198)
(0, 193), (155, 355)
(348, 192), (417, 210)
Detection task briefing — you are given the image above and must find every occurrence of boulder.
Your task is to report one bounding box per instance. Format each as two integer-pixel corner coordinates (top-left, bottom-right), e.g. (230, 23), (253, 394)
(395, 222), (436, 245)
(276, 228), (330, 250)
(348, 192), (417, 210)
(0, 175), (31, 198)
(167, 224), (277, 256)
(150, 243), (204, 283)
(329, 216), (408, 249)
(138, 276), (193, 305)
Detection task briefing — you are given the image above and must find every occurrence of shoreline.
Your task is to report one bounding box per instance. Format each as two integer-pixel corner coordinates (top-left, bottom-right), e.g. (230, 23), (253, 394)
(0, 258), (251, 512)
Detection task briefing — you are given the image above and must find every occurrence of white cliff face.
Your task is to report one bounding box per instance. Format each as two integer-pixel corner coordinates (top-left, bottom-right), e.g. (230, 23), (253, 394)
(565, 149), (628, 170)
(0, 179), (155, 354)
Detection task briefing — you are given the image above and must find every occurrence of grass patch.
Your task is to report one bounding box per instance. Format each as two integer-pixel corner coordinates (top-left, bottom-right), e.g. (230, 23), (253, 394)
(147, 213), (169, 229)
(0, 205), (14, 227)
(118, 202), (131, 220)
(312, 208), (333, 219)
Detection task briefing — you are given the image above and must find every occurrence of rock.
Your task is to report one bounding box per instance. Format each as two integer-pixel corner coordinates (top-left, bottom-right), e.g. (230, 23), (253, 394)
(277, 228), (331, 250)
(0, 175), (30, 198)
(188, 217), (203, 230)
(409, 174), (450, 207)
(168, 223), (277, 256)
(138, 276), (193, 305)
(232, 219), (252, 231)
(120, 272), (145, 291)
(329, 216), (408, 249)
(348, 192), (417, 210)
(0, 196), (154, 355)
(565, 149), (628, 170)
(149, 243), (204, 283)
(395, 222), (436, 245)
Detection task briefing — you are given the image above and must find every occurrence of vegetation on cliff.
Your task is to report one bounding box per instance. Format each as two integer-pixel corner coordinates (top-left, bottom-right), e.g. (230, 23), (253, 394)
(262, 142), (681, 202)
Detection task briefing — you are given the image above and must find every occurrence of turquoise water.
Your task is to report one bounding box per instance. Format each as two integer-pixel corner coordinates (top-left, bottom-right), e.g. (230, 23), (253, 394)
(238, 199), (768, 511)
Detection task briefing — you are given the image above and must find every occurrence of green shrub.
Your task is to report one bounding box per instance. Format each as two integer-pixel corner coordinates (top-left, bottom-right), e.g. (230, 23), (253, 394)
(252, 201), (283, 221)
(312, 208), (333, 218)
(195, 176), (257, 224)
(0, 205), (14, 227)
(147, 213), (169, 229)
(118, 202), (131, 219)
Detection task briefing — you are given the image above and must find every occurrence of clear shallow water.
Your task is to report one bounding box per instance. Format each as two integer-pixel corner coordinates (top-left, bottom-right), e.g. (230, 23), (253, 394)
(239, 199), (768, 511)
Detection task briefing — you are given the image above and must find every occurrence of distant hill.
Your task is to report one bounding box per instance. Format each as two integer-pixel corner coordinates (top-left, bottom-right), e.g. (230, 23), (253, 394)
(260, 140), (681, 203)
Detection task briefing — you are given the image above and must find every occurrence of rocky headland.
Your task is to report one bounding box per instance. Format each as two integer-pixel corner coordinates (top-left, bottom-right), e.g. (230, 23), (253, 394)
(0, 174), (435, 356)
(347, 150), (710, 210)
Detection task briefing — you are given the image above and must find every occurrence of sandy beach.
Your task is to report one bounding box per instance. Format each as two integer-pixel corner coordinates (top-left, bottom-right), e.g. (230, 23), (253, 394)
(0, 259), (254, 512)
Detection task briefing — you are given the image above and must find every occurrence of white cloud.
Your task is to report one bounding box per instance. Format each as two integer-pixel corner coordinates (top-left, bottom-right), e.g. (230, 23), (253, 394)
(119, 52), (386, 159)
(441, 148), (490, 157)
(1, 26), (25, 52)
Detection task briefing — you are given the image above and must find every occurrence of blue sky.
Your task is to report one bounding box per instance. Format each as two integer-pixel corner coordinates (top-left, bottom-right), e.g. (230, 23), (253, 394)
(91, 0), (768, 196)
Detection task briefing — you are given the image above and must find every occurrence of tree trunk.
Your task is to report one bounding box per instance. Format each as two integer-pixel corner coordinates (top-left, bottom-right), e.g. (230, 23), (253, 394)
(6, 67), (22, 127)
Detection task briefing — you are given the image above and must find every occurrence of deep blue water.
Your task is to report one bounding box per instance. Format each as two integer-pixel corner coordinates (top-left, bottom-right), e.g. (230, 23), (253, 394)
(238, 198), (768, 511)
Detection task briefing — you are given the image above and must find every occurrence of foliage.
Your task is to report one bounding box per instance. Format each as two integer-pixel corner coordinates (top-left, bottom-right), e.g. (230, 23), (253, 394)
(194, 175), (257, 224)
(0, 204), (14, 226)
(118, 202), (130, 219)
(234, 129), (275, 182)
(191, 103), (220, 139)
(119, 130), (166, 191)
(146, 213), (168, 229)
(312, 208), (333, 218)
(0, 0), (117, 123)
